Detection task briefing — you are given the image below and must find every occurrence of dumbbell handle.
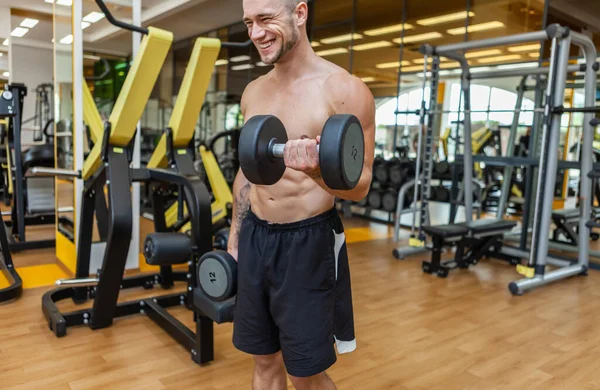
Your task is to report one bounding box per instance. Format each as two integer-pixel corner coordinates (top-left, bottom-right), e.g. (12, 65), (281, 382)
(270, 140), (319, 158)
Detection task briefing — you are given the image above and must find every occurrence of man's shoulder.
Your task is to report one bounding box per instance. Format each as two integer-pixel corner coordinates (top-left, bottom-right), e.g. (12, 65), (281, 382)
(321, 68), (373, 111)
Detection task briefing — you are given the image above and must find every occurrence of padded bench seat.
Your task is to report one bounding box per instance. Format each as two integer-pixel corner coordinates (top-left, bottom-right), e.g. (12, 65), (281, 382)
(552, 207), (600, 222)
(422, 223), (468, 238)
(422, 218), (520, 278)
(467, 219), (517, 234)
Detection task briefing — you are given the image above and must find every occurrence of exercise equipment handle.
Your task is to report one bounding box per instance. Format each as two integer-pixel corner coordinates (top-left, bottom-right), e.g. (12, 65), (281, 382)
(221, 39), (252, 48)
(95, 0), (149, 35)
(30, 167), (82, 178)
(55, 277), (100, 287)
(271, 143), (319, 158)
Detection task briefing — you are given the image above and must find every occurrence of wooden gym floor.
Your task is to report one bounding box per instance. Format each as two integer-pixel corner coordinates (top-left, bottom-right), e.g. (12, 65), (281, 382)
(2, 215), (600, 389)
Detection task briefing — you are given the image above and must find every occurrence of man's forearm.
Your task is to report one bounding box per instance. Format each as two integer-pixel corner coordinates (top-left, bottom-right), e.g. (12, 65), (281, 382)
(228, 172), (251, 251)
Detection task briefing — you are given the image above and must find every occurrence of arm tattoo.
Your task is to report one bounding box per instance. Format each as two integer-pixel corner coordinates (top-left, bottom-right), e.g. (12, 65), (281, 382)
(234, 182), (251, 237)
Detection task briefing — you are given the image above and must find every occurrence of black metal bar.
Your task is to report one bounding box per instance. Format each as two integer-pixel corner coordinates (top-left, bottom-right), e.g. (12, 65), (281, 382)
(94, 178), (109, 241)
(553, 106), (600, 114)
(349, 0), (357, 74)
(8, 238), (55, 252)
(220, 39), (252, 49)
(0, 216), (22, 302)
(90, 149), (133, 330)
(94, 0), (149, 35)
(391, 0), (408, 159)
(144, 298), (196, 351)
(195, 314), (214, 364)
(11, 85), (26, 243)
(73, 176), (100, 303)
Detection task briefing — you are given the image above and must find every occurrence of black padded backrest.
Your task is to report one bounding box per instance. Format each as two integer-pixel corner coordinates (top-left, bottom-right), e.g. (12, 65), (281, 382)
(22, 144), (54, 171)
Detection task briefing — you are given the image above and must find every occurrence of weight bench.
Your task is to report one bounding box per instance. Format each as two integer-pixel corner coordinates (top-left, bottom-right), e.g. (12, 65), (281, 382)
(551, 207), (600, 245)
(422, 219), (518, 277)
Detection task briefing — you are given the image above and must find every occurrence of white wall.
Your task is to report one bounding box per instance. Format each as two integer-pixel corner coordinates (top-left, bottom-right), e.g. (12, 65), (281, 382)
(10, 44), (54, 145)
(0, 6), (10, 78)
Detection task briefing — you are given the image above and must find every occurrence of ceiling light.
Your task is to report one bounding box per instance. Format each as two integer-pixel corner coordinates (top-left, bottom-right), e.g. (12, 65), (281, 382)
(215, 59), (228, 66)
(351, 41), (392, 51)
(11, 27), (29, 38)
(315, 48), (348, 57)
(413, 57), (449, 64)
(464, 49), (502, 58)
(496, 62), (538, 70)
(20, 18), (39, 29)
(393, 32), (443, 44)
(256, 61), (270, 67)
(364, 23), (414, 36)
(529, 52), (540, 58)
(477, 54), (521, 64)
(0, 53), (3, 57)
(399, 65), (428, 72)
(310, 41), (321, 47)
(230, 55), (250, 62)
(360, 77), (376, 83)
(84, 54), (101, 60)
(320, 33), (362, 44)
(59, 34), (73, 45)
(507, 43), (541, 52)
(2, 39), (8, 46)
(82, 21), (91, 30)
(2, 72), (8, 77)
(470, 66), (492, 73)
(439, 62), (462, 69)
(417, 11), (475, 26)
(231, 64), (254, 71)
(45, 0), (73, 5)
(83, 12), (105, 23)
(375, 60), (411, 69)
(447, 21), (504, 35)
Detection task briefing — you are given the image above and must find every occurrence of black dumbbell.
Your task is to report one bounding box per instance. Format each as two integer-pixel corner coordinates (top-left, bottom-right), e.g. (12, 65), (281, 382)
(368, 189), (383, 209)
(197, 250), (237, 302)
(213, 227), (230, 250)
(238, 115), (365, 190)
(382, 189), (398, 212)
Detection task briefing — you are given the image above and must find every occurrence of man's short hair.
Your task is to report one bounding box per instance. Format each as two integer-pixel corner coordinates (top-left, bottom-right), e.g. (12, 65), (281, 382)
(286, 0), (301, 12)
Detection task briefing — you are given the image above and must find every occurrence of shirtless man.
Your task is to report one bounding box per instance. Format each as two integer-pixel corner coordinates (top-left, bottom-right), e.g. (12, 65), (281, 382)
(228, 0), (375, 389)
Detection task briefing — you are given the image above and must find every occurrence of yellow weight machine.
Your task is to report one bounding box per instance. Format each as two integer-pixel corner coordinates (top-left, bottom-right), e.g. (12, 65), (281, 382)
(146, 38), (233, 238)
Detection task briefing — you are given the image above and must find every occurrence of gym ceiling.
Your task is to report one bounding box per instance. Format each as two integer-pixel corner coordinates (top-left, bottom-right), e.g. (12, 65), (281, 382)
(0, 0), (598, 95)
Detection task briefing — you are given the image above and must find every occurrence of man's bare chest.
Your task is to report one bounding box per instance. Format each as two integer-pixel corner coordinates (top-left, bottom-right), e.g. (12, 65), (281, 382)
(245, 86), (331, 141)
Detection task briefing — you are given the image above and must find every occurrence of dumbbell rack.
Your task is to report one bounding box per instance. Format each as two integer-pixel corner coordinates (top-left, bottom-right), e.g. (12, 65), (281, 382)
(393, 56), (440, 259)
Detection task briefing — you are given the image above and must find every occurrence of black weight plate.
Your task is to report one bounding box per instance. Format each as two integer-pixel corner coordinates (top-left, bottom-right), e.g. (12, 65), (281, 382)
(198, 250), (237, 302)
(238, 115), (287, 185)
(320, 115), (365, 190)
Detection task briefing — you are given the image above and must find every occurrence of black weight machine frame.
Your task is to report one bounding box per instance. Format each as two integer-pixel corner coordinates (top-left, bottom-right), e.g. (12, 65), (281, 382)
(3, 83), (56, 252)
(0, 86), (23, 302)
(42, 114), (219, 366)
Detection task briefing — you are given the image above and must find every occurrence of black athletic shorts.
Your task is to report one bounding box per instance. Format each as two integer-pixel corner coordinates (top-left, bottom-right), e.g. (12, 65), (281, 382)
(232, 207), (356, 378)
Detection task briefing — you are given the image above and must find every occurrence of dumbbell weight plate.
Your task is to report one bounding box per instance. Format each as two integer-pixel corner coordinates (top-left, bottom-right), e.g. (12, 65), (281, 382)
(238, 115), (288, 186)
(319, 115), (365, 190)
(198, 250), (237, 302)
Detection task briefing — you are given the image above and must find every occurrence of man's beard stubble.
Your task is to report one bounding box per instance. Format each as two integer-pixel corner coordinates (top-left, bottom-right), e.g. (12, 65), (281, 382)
(265, 27), (299, 65)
